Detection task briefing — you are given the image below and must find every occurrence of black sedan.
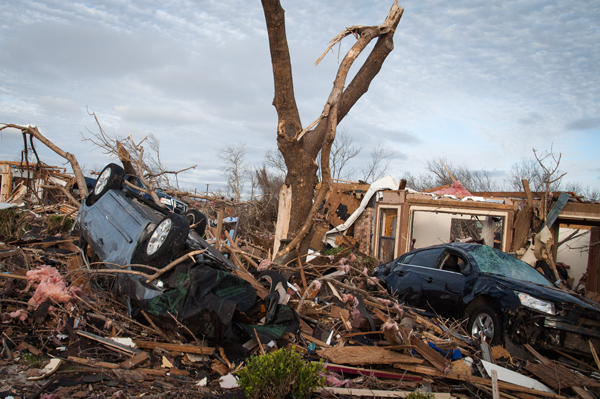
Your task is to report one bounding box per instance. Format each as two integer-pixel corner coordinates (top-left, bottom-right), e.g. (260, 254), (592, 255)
(374, 243), (600, 353)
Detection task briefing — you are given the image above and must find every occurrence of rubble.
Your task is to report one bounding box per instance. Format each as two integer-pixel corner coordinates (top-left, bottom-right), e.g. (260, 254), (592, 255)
(2, 159), (600, 398)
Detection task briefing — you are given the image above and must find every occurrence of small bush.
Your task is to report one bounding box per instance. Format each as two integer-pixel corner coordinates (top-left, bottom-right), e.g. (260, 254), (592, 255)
(237, 347), (324, 399)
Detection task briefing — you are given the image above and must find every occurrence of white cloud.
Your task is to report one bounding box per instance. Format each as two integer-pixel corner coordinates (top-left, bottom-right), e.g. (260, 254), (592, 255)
(0, 0), (598, 191)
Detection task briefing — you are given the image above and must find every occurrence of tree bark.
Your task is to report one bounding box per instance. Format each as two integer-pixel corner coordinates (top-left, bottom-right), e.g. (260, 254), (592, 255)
(117, 141), (138, 175)
(261, 1), (404, 258)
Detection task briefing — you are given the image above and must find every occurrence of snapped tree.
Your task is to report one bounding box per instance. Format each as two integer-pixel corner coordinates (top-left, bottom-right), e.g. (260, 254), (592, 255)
(261, 0), (404, 259)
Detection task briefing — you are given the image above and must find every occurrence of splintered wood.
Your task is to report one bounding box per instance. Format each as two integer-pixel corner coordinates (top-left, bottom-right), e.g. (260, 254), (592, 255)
(318, 346), (423, 365)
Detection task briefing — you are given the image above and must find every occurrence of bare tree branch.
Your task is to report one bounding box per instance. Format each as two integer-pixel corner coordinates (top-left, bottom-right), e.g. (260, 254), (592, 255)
(0, 123), (88, 200)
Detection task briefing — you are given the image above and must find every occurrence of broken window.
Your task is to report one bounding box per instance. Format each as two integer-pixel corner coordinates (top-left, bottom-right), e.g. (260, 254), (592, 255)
(450, 216), (504, 249)
(471, 245), (552, 287)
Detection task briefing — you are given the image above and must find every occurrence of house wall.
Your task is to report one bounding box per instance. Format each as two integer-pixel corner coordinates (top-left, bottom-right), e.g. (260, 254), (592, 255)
(406, 206), (511, 253)
(557, 227), (591, 288)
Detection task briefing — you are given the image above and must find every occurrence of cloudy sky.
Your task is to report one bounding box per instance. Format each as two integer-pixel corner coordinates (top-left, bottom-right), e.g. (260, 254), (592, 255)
(1, 0), (598, 193)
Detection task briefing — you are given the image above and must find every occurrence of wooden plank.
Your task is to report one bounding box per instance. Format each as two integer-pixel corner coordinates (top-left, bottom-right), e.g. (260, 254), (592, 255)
(481, 342), (493, 363)
(0, 250), (20, 259)
(491, 370), (500, 399)
(523, 344), (550, 364)
(318, 346), (423, 366)
(317, 387), (451, 398)
(67, 356), (120, 369)
(511, 205), (533, 251)
(589, 340), (600, 372)
(301, 332), (331, 348)
(216, 210), (224, 247)
(554, 349), (598, 372)
(324, 363), (422, 381)
(119, 351), (150, 370)
(406, 196), (515, 210)
(469, 191), (563, 200)
(76, 331), (140, 355)
(135, 368), (167, 376)
(572, 386), (595, 399)
(525, 363), (600, 390)
(133, 341), (214, 355)
(410, 337), (450, 372)
(424, 184), (451, 193)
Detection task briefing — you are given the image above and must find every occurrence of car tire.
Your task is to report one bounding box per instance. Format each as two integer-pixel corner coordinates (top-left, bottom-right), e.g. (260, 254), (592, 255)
(467, 305), (502, 345)
(142, 213), (189, 265)
(185, 209), (207, 236)
(89, 163), (125, 203)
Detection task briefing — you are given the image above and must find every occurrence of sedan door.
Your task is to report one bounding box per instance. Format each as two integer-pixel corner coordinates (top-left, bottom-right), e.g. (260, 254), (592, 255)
(384, 247), (445, 308)
(420, 250), (469, 318)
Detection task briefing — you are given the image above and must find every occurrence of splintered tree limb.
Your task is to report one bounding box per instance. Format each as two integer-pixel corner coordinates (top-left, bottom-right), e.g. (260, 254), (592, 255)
(145, 250), (205, 284)
(304, 2), (404, 158)
(298, 1), (403, 142)
(0, 123), (89, 200)
(117, 141), (138, 175)
(130, 142), (163, 207)
(146, 165), (197, 180)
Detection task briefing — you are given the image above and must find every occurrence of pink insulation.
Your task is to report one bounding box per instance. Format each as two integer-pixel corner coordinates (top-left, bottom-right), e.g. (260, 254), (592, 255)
(431, 180), (472, 197)
(324, 373), (352, 387)
(8, 309), (29, 322)
(26, 265), (74, 308)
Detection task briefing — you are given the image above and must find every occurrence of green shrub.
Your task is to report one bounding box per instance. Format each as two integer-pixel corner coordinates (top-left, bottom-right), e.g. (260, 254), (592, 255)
(0, 209), (30, 239)
(237, 347), (324, 399)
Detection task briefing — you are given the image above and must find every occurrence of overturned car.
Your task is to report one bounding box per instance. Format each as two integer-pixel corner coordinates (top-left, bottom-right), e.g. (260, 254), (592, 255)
(78, 163), (299, 343)
(374, 243), (600, 354)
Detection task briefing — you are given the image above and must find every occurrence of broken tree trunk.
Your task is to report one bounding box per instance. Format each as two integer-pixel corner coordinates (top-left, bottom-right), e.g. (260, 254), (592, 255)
(262, 0), (404, 259)
(117, 141), (138, 176)
(0, 124), (89, 200)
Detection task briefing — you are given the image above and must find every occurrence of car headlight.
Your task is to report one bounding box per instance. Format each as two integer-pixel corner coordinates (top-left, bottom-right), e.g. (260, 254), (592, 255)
(516, 292), (555, 315)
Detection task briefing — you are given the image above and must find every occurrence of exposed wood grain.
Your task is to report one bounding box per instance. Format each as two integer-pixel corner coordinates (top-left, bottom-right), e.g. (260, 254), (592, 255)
(319, 346), (423, 365)
(133, 341), (214, 355)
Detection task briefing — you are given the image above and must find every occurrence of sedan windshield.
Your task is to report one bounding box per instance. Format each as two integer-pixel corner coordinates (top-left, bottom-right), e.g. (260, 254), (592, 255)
(470, 245), (552, 287)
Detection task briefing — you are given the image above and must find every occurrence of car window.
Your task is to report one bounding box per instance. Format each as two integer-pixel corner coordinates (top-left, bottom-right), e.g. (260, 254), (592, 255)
(397, 253), (415, 264)
(439, 252), (468, 274)
(406, 248), (445, 268)
(470, 245), (552, 287)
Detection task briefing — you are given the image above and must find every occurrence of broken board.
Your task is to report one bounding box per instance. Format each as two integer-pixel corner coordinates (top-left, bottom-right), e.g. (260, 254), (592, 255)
(318, 346), (423, 365)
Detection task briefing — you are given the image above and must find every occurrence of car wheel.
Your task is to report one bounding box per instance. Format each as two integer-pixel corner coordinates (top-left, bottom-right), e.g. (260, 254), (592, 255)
(467, 305), (502, 345)
(142, 213), (189, 264)
(90, 163), (125, 203)
(185, 209), (207, 236)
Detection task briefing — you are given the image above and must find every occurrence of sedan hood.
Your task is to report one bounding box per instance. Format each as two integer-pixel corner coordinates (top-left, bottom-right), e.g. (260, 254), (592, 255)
(483, 274), (600, 315)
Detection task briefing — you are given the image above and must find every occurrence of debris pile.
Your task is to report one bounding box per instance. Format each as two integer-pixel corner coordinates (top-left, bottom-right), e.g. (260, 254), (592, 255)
(2, 153), (600, 398)
(2, 217), (600, 399)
